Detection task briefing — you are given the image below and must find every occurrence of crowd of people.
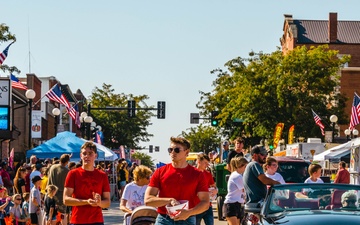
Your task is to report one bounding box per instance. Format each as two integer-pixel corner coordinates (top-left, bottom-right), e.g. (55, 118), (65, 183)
(0, 135), (353, 225)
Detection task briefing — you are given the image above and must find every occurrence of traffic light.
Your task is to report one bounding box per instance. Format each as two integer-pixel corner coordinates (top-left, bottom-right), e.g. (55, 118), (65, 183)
(127, 100), (136, 118)
(149, 145), (153, 153)
(157, 101), (166, 119)
(211, 111), (219, 127)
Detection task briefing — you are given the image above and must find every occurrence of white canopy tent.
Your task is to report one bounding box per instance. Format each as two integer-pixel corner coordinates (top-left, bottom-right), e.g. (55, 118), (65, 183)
(313, 141), (351, 163)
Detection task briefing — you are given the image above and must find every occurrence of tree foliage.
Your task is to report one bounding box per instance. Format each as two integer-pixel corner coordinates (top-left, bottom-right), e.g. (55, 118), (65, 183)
(197, 45), (350, 142)
(0, 23), (20, 74)
(181, 124), (221, 154)
(88, 83), (154, 149)
(131, 151), (155, 169)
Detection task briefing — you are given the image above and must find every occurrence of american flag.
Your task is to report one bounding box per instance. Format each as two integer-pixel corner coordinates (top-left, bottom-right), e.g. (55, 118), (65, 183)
(10, 74), (28, 90)
(45, 84), (71, 108)
(312, 109), (325, 136)
(349, 92), (360, 130)
(0, 42), (14, 65)
(67, 104), (81, 128)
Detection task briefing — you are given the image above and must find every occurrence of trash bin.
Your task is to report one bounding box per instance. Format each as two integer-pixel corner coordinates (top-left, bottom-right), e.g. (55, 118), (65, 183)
(215, 163), (230, 220)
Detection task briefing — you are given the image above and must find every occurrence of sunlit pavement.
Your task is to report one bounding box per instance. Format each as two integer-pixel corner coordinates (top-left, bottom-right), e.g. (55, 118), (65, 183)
(103, 200), (228, 225)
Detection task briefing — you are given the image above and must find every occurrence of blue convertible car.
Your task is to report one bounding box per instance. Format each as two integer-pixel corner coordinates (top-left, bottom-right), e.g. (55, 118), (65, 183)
(245, 183), (360, 225)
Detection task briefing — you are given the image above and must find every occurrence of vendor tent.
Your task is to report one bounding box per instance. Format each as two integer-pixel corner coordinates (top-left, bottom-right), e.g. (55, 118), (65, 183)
(313, 141), (351, 162)
(26, 131), (117, 161)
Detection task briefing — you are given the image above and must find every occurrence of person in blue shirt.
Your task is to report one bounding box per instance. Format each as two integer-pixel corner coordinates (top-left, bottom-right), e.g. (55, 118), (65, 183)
(222, 141), (230, 163)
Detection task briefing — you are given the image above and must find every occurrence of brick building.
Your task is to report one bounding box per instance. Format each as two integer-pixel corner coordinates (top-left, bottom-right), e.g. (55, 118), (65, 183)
(280, 12), (360, 138)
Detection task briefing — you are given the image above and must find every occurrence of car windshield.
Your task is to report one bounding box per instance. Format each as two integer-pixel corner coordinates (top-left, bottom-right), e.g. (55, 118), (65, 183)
(265, 184), (360, 215)
(277, 161), (310, 183)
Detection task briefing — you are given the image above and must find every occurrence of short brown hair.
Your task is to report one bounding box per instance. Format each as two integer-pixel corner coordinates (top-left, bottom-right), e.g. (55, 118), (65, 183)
(81, 141), (97, 153)
(170, 137), (190, 150)
(308, 163), (322, 175)
(234, 137), (244, 144)
(60, 154), (70, 164)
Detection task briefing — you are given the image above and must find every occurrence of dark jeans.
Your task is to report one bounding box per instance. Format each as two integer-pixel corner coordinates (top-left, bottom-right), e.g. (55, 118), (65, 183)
(156, 214), (196, 225)
(195, 206), (214, 225)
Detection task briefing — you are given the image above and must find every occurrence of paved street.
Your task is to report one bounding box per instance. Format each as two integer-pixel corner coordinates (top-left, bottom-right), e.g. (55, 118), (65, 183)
(103, 200), (228, 225)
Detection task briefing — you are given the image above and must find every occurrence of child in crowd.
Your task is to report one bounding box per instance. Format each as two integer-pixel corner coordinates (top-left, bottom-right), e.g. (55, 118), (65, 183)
(9, 194), (27, 225)
(44, 185), (58, 225)
(0, 187), (11, 225)
(22, 192), (30, 219)
(224, 157), (249, 225)
(29, 176), (42, 225)
(263, 157), (285, 184)
(304, 164), (323, 183)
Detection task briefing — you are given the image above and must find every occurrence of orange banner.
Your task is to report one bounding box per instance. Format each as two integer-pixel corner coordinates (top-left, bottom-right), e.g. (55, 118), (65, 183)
(273, 123), (284, 149)
(288, 125), (295, 144)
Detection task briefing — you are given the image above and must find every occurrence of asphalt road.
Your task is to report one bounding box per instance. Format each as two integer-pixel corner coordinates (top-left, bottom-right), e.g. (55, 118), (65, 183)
(103, 200), (228, 225)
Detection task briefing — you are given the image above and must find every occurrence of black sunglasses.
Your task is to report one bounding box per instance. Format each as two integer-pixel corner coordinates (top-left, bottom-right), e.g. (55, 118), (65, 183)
(345, 199), (356, 204)
(168, 147), (182, 153)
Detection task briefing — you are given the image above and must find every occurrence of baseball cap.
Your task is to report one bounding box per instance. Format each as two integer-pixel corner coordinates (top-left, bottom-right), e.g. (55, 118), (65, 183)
(251, 145), (268, 156)
(31, 175), (43, 184)
(223, 141), (229, 146)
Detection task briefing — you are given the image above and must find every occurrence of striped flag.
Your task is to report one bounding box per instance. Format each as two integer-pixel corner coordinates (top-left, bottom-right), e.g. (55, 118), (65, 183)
(349, 92), (360, 130)
(0, 42), (14, 65)
(312, 109), (325, 136)
(45, 84), (71, 108)
(10, 74), (28, 90)
(67, 104), (81, 128)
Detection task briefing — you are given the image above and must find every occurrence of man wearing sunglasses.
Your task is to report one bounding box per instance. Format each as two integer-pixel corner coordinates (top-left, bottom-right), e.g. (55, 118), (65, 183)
(145, 137), (210, 225)
(243, 145), (280, 204)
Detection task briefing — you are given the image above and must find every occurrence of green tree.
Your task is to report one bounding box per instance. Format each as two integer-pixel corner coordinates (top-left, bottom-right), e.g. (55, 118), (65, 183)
(181, 124), (221, 154)
(88, 83), (154, 149)
(131, 151), (155, 168)
(198, 45), (350, 142)
(0, 23), (20, 74)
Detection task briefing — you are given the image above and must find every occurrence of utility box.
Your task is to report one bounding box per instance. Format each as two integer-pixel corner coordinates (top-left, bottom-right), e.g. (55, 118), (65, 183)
(215, 163), (230, 196)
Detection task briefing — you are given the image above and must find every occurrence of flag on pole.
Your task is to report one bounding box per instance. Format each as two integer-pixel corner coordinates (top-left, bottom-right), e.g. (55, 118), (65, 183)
(312, 109), (325, 136)
(9, 148), (14, 169)
(0, 42), (14, 65)
(67, 104), (81, 128)
(10, 74), (28, 90)
(45, 84), (71, 108)
(349, 92), (360, 130)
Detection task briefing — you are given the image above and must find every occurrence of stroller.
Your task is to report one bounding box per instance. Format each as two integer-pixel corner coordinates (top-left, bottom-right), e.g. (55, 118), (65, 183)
(124, 206), (158, 225)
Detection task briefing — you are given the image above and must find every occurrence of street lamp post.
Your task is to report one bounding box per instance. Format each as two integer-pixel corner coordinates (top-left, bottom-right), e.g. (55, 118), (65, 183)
(25, 89), (36, 149)
(52, 108), (61, 136)
(345, 129), (351, 141)
(353, 129), (359, 138)
(330, 115), (338, 143)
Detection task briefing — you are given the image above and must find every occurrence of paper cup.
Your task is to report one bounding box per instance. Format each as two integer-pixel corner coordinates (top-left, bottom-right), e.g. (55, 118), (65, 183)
(165, 200), (189, 218)
(209, 187), (217, 201)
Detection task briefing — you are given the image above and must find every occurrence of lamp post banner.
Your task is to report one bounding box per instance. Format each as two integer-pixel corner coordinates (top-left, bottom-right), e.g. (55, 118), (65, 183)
(31, 110), (44, 138)
(288, 125), (295, 144)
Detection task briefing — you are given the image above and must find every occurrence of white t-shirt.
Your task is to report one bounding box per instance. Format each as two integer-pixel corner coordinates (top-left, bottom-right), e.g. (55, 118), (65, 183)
(121, 182), (147, 210)
(304, 177), (324, 183)
(224, 171), (245, 204)
(265, 172), (286, 184)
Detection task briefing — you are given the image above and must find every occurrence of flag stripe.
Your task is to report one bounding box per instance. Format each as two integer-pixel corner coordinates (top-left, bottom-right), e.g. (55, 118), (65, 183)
(312, 109), (325, 136)
(45, 84), (71, 108)
(10, 74), (28, 90)
(0, 42), (14, 65)
(350, 92), (360, 130)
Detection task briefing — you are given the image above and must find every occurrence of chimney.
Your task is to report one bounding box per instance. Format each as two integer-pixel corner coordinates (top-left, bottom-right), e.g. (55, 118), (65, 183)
(328, 12), (337, 43)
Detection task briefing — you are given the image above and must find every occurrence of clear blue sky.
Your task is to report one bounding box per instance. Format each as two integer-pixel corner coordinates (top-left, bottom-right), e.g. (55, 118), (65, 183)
(2, 1), (360, 164)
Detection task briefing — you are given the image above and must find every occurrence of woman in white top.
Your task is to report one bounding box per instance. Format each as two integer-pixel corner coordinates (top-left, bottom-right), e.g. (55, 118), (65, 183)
(263, 157), (285, 184)
(223, 157), (248, 225)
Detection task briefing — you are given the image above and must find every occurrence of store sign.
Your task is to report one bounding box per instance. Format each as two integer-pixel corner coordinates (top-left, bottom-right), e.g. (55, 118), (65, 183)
(0, 79), (10, 130)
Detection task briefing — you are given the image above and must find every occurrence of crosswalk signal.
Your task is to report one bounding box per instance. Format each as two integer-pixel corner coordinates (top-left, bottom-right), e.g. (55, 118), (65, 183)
(157, 101), (166, 119)
(127, 100), (136, 118)
(211, 111), (219, 127)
